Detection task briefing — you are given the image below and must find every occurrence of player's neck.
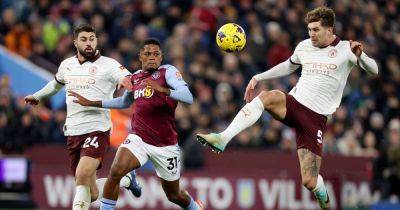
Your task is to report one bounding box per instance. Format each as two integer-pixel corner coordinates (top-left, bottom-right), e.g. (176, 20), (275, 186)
(77, 50), (100, 64)
(320, 35), (338, 48)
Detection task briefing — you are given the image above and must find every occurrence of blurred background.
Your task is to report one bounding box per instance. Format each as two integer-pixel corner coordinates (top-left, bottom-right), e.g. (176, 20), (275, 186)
(0, 0), (398, 209)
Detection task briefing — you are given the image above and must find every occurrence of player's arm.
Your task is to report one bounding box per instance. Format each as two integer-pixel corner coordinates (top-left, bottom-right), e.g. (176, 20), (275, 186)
(244, 59), (300, 103)
(349, 40), (379, 75)
(163, 65), (193, 104)
(109, 60), (133, 90)
(25, 62), (66, 106)
(253, 59), (300, 81)
(25, 79), (64, 105)
(68, 90), (134, 109)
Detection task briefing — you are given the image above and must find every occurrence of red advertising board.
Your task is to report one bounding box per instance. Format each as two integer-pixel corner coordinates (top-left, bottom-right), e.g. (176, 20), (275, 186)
(26, 146), (374, 210)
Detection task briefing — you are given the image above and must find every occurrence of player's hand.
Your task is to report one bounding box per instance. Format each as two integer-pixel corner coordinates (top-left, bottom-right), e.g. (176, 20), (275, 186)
(144, 79), (170, 95)
(117, 76), (133, 90)
(244, 77), (258, 103)
(349, 40), (363, 57)
(24, 95), (39, 106)
(68, 91), (93, 106)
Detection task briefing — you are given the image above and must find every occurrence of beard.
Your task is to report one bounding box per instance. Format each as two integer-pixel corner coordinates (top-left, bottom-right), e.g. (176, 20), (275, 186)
(78, 47), (96, 60)
(147, 67), (158, 72)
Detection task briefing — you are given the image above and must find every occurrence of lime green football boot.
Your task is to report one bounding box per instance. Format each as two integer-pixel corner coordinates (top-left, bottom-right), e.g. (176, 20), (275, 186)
(196, 133), (226, 154)
(314, 188), (330, 210)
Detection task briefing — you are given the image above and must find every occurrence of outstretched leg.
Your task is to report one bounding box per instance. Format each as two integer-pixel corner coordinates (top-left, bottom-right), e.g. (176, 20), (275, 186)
(100, 147), (141, 210)
(197, 90), (286, 153)
(298, 148), (330, 209)
(160, 178), (204, 210)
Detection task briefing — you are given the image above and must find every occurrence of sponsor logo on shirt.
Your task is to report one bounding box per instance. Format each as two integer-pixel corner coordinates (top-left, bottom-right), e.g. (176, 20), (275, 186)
(134, 86), (154, 99)
(302, 63), (338, 76)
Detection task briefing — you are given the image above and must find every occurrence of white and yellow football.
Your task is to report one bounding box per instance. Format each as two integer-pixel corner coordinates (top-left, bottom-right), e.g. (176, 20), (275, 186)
(216, 23), (246, 52)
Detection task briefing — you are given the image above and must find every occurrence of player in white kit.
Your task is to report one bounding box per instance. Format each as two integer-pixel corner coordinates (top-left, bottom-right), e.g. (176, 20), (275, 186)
(197, 7), (378, 209)
(25, 24), (141, 210)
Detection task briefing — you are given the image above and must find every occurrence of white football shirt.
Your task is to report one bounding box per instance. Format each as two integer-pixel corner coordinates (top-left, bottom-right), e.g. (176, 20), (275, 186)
(55, 53), (131, 136)
(289, 37), (361, 115)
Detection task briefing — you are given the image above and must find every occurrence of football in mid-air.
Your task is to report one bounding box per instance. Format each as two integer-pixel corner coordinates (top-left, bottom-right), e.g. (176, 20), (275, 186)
(216, 23), (246, 52)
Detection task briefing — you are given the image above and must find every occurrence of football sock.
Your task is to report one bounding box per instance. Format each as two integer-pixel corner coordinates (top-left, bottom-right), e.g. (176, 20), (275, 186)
(72, 185), (91, 210)
(100, 198), (117, 210)
(184, 195), (198, 210)
(312, 174), (328, 201)
(220, 96), (264, 145)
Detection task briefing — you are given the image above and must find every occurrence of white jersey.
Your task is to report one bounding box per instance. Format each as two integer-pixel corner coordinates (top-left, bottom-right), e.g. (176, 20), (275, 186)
(289, 38), (361, 115)
(55, 54), (131, 136)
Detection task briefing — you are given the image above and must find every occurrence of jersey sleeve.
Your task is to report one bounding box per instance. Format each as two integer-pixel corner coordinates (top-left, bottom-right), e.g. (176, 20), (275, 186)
(289, 42), (302, 65)
(346, 41), (359, 65)
(55, 62), (66, 85)
(109, 59), (131, 84)
(165, 65), (188, 89)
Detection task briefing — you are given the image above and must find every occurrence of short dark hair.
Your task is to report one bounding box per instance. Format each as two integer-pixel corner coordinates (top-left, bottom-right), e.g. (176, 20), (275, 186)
(141, 38), (161, 49)
(73, 24), (96, 38)
(305, 7), (335, 27)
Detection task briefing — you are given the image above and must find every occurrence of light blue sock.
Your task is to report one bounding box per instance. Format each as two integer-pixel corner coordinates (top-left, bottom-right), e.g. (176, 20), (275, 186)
(184, 196), (198, 210)
(100, 198), (117, 210)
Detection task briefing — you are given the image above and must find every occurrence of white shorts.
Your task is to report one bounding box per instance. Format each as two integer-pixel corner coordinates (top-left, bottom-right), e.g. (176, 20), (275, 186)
(120, 134), (182, 181)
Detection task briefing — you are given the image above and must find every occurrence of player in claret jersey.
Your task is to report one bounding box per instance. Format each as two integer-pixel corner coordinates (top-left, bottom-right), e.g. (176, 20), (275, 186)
(196, 6), (378, 210)
(70, 38), (204, 210)
(25, 24), (141, 210)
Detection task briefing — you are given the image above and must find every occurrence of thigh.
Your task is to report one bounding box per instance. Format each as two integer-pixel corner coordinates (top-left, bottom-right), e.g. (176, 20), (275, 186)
(258, 90), (287, 120)
(111, 146), (142, 173)
(297, 148), (321, 179)
(80, 130), (111, 170)
(119, 134), (149, 168)
(148, 144), (181, 181)
(67, 130), (111, 175)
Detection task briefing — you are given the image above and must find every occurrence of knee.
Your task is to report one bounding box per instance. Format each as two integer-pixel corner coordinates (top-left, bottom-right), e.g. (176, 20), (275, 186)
(258, 90), (283, 110)
(302, 175), (317, 190)
(108, 163), (127, 181)
(75, 168), (93, 184)
(166, 192), (181, 204)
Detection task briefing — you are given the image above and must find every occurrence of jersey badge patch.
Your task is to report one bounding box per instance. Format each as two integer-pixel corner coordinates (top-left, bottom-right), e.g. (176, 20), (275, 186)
(152, 71), (160, 79)
(89, 66), (97, 75)
(328, 49), (337, 58)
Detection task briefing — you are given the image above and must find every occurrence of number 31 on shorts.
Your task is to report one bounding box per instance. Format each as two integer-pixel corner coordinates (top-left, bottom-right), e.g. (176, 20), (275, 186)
(317, 130), (323, 144)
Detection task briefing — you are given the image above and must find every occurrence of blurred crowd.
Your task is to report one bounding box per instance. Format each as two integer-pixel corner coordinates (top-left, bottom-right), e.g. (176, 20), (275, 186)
(0, 0), (399, 200)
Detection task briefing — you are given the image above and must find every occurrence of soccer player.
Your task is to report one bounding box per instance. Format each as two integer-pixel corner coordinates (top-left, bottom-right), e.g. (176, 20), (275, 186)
(24, 24), (141, 210)
(69, 38), (204, 210)
(196, 7), (378, 210)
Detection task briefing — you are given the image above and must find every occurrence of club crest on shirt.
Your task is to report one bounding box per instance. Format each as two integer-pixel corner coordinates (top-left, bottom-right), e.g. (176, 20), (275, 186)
(123, 139), (131, 144)
(175, 71), (183, 80)
(89, 66), (97, 75)
(152, 71), (160, 79)
(328, 49), (337, 58)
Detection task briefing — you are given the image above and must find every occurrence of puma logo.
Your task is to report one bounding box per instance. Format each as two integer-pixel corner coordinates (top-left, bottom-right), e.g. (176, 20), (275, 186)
(241, 108), (251, 117)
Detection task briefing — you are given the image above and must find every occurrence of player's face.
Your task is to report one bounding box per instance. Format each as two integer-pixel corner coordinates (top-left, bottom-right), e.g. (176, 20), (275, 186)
(74, 31), (98, 59)
(139, 44), (162, 72)
(307, 21), (333, 47)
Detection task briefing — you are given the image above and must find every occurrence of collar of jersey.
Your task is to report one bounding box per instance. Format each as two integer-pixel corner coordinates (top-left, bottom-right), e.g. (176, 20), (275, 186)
(319, 36), (340, 48)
